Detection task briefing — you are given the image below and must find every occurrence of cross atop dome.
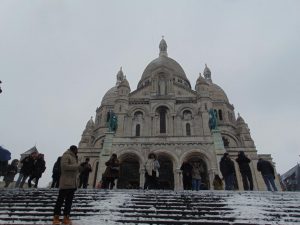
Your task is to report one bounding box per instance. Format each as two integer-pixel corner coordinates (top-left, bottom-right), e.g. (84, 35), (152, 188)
(159, 36), (168, 57)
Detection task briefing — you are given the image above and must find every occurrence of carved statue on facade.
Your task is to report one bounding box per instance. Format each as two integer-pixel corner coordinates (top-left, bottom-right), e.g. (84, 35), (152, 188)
(208, 108), (218, 130)
(107, 111), (118, 132)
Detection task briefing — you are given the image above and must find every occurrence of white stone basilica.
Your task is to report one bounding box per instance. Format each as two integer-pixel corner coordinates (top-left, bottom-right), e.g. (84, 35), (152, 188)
(77, 38), (280, 191)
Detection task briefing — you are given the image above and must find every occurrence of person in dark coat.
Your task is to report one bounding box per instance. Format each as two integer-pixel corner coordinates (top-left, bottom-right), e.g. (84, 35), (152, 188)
(28, 153), (46, 188)
(78, 158), (92, 188)
(51, 157), (61, 188)
(15, 152), (38, 188)
(257, 158), (278, 191)
(4, 159), (19, 188)
(220, 153), (235, 190)
(53, 145), (81, 225)
(102, 154), (120, 189)
(236, 151), (253, 190)
(180, 161), (193, 190)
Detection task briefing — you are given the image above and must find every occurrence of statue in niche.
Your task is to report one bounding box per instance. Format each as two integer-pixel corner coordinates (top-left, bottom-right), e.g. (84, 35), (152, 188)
(208, 108), (218, 130)
(107, 111), (118, 132)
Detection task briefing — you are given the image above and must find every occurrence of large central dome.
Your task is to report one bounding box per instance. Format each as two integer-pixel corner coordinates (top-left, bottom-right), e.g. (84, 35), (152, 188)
(138, 38), (190, 88)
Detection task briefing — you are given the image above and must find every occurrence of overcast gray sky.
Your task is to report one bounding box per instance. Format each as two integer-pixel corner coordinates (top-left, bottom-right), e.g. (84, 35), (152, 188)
(1, 0), (300, 187)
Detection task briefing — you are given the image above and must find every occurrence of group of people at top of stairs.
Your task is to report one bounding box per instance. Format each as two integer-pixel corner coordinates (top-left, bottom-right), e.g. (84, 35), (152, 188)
(182, 151), (277, 192)
(0, 151), (46, 188)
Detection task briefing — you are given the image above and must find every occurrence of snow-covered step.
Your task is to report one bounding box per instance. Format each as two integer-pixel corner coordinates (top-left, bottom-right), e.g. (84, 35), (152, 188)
(0, 189), (299, 224)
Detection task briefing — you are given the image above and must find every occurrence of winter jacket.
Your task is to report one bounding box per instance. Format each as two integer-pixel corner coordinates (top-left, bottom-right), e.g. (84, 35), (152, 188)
(20, 156), (35, 176)
(59, 149), (80, 189)
(236, 154), (251, 173)
(4, 164), (18, 182)
(257, 159), (275, 176)
(79, 162), (92, 177)
(220, 156), (235, 178)
(145, 159), (160, 177)
(180, 162), (193, 177)
(52, 159), (61, 179)
(103, 159), (120, 178)
(31, 158), (46, 178)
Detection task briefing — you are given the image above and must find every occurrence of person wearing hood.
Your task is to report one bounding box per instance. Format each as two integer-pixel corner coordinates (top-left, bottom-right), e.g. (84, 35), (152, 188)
(53, 145), (81, 225)
(236, 151), (253, 190)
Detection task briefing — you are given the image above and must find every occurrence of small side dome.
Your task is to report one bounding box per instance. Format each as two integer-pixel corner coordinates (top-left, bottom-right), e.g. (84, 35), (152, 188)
(236, 113), (245, 124)
(101, 86), (118, 105)
(86, 116), (95, 129)
(208, 83), (229, 102)
(119, 77), (130, 88)
(196, 73), (209, 86)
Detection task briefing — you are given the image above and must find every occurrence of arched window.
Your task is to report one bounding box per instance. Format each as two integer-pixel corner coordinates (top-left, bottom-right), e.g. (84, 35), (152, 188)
(186, 123), (191, 136)
(159, 107), (167, 133)
(218, 109), (223, 120)
(135, 124), (140, 137)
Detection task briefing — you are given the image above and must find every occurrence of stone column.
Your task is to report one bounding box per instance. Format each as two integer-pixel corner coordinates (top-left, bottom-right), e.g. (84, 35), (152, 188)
(212, 129), (226, 170)
(140, 168), (145, 189)
(174, 169), (183, 191)
(97, 132), (114, 183)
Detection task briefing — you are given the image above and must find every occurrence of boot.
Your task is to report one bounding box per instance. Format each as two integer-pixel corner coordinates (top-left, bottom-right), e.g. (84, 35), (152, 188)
(62, 215), (72, 225)
(52, 215), (60, 225)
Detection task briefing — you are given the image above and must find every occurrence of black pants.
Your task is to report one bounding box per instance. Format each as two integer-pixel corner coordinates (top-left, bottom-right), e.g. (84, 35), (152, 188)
(51, 177), (60, 188)
(183, 175), (192, 190)
(241, 171), (253, 190)
(102, 177), (115, 189)
(144, 172), (159, 190)
(28, 176), (40, 188)
(79, 175), (89, 189)
(54, 189), (76, 216)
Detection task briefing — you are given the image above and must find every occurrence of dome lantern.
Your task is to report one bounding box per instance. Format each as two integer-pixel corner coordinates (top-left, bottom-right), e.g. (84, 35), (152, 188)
(203, 64), (212, 81)
(116, 67), (124, 85)
(159, 36), (168, 57)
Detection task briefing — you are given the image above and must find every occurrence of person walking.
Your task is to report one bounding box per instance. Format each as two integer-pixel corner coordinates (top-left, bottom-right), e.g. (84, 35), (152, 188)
(180, 161), (193, 190)
(53, 145), (81, 225)
(28, 153), (46, 188)
(191, 162), (202, 191)
(257, 158), (278, 191)
(213, 174), (223, 190)
(144, 153), (160, 190)
(220, 153), (235, 190)
(101, 154), (120, 190)
(15, 152), (37, 188)
(51, 157), (61, 188)
(78, 158), (92, 189)
(236, 151), (253, 190)
(3, 159), (19, 188)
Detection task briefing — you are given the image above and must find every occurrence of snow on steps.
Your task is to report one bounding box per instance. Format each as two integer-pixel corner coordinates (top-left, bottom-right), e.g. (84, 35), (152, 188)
(0, 189), (299, 225)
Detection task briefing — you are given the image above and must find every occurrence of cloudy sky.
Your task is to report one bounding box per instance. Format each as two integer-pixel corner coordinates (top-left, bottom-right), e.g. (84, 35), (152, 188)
(1, 0), (299, 187)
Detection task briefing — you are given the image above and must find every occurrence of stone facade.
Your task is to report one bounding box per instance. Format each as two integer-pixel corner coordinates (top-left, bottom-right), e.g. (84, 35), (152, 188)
(78, 38), (280, 191)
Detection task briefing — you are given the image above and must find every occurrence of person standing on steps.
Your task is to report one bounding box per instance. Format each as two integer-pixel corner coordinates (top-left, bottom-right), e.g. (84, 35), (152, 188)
(78, 158), (92, 189)
(236, 151), (253, 191)
(220, 153), (235, 190)
(101, 154), (120, 189)
(144, 153), (160, 190)
(3, 159), (19, 188)
(53, 145), (81, 225)
(180, 161), (193, 190)
(51, 157), (61, 188)
(257, 158), (278, 191)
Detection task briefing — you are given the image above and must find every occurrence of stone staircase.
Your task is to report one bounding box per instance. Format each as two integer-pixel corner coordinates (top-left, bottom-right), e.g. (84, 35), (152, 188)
(0, 189), (299, 224)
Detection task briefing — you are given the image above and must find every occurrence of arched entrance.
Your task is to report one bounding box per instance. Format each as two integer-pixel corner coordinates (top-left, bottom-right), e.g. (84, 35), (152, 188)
(157, 154), (174, 190)
(183, 154), (210, 190)
(117, 153), (140, 189)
